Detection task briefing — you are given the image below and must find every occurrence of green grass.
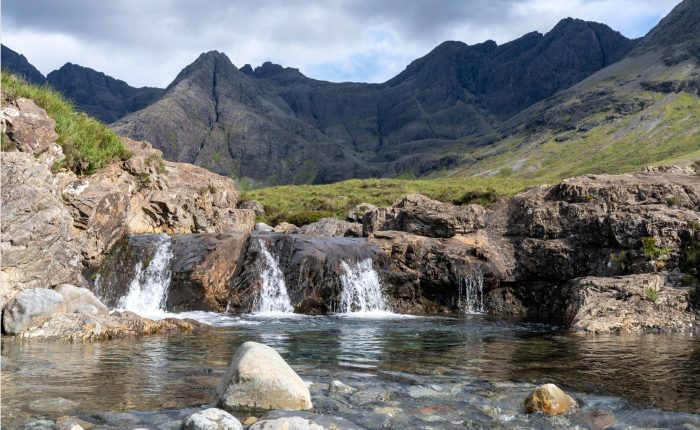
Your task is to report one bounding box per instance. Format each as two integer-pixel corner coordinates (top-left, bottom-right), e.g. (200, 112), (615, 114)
(644, 287), (659, 303)
(242, 176), (537, 224)
(1, 72), (130, 175)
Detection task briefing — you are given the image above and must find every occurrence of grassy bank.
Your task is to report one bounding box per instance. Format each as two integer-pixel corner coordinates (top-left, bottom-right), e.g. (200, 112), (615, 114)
(241, 176), (541, 225)
(1, 72), (130, 175)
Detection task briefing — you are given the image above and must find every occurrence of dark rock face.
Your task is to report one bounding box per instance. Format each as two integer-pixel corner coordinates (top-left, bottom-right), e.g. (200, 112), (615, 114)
(113, 19), (632, 184)
(46, 63), (164, 123)
(1, 45), (45, 85)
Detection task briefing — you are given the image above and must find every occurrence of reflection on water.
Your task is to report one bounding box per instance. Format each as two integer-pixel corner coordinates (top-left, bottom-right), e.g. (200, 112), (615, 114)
(3, 315), (700, 428)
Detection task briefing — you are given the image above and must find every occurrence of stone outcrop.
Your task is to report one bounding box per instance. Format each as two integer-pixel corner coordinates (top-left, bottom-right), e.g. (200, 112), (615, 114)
(216, 341), (312, 411)
(524, 384), (577, 415)
(181, 408), (243, 430)
(296, 217), (362, 237)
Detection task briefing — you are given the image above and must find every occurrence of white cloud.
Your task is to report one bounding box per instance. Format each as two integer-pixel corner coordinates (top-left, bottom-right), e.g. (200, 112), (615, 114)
(1, 0), (683, 87)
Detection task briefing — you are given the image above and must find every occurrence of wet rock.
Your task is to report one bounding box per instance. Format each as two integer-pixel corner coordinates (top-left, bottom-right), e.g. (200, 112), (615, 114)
(363, 194), (485, 238)
(347, 203), (377, 223)
(273, 222), (299, 234)
(249, 411), (359, 430)
(524, 383), (577, 415)
(238, 200), (265, 216)
(28, 397), (79, 414)
(54, 284), (108, 317)
(181, 408), (243, 430)
(255, 222), (274, 232)
(216, 341), (312, 411)
(2, 288), (65, 334)
(242, 416), (258, 426)
(1, 152), (82, 300)
(329, 380), (356, 394)
(297, 217), (363, 237)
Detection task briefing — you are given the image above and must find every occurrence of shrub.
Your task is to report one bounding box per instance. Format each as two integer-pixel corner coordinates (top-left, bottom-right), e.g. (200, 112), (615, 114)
(1, 72), (130, 175)
(453, 188), (501, 206)
(641, 236), (671, 260)
(644, 287), (659, 303)
(270, 210), (334, 227)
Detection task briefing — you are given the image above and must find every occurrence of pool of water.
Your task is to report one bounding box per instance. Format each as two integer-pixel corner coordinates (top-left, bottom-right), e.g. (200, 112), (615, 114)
(3, 313), (700, 429)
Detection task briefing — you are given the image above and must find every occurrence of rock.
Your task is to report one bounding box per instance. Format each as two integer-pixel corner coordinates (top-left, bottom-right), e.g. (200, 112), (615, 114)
(1, 152), (82, 300)
(297, 217), (363, 237)
(524, 383), (577, 415)
(2, 288), (65, 334)
(363, 194), (485, 238)
(28, 397), (79, 414)
(255, 222), (274, 232)
(273, 222), (299, 234)
(249, 411), (359, 430)
(53, 284), (109, 317)
(238, 200), (265, 216)
(56, 416), (91, 430)
(329, 380), (356, 394)
(347, 203), (377, 223)
(181, 408), (243, 430)
(216, 341), (312, 411)
(249, 417), (324, 430)
(1, 97), (58, 155)
(242, 417), (258, 426)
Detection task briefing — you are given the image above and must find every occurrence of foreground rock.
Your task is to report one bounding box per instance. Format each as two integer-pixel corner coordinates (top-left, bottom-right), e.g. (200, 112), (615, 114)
(2, 288), (65, 334)
(524, 383), (577, 415)
(216, 341), (312, 411)
(249, 410), (359, 430)
(182, 408), (243, 430)
(54, 284), (109, 316)
(296, 217), (362, 237)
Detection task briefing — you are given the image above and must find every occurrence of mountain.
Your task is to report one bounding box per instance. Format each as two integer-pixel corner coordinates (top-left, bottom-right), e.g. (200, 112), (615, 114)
(1, 45), (45, 85)
(114, 18), (633, 185)
(46, 63), (164, 123)
(441, 0), (700, 180)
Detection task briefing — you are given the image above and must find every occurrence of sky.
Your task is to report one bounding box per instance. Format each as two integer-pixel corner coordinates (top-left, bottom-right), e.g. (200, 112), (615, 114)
(2, 0), (683, 88)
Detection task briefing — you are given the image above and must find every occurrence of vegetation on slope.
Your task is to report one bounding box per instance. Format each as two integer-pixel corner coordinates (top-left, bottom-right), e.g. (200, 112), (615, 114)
(1, 72), (130, 175)
(242, 176), (538, 225)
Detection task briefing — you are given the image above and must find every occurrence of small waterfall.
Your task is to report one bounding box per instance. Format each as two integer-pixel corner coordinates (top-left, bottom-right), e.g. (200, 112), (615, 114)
(458, 271), (484, 314)
(338, 259), (389, 314)
(254, 240), (294, 314)
(118, 234), (173, 316)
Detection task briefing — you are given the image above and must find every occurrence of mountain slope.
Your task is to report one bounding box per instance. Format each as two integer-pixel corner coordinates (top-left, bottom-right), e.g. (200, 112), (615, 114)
(440, 0), (700, 180)
(46, 63), (164, 123)
(114, 18), (633, 184)
(1, 45), (45, 85)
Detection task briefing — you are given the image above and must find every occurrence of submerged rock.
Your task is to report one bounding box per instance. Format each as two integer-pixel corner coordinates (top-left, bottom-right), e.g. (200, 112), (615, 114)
(181, 408), (243, 430)
(249, 410), (359, 430)
(216, 341), (312, 411)
(2, 288), (65, 334)
(524, 383), (577, 415)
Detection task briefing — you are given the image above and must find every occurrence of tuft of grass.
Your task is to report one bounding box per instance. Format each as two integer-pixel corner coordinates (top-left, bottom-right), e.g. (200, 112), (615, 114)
(644, 287), (659, 303)
(453, 188), (501, 207)
(242, 177), (536, 224)
(1, 72), (130, 175)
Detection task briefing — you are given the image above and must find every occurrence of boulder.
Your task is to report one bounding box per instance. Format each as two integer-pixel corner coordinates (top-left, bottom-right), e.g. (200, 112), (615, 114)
(181, 408), (243, 430)
(255, 222), (274, 232)
(273, 222), (299, 234)
(1, 152), (82, 299)
(1, 97), (58, 155)
(347, 203), (377, 223)
(249, 411), (359, 430)
(216, 341), (312, 411)
(2, 288), (65, 334)
(363, 194), (485, 238)
(297, 217), (362, 237)
(524, 383), (577, 415)
(237, 200), (265, 216)
(54, 284), (109, 317)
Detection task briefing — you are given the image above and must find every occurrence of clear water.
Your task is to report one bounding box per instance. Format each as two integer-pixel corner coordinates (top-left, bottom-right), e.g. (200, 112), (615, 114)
(3, 314), (700, 429)
(253, 240), (294, 314)
(116, 234), (173, 318)
(338, 259), (389, 314)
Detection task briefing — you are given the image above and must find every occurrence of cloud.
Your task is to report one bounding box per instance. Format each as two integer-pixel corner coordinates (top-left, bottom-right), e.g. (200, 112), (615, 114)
(1, 0), (682, 87)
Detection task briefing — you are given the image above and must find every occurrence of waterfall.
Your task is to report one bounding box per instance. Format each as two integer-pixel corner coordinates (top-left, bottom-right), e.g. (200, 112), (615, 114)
(458, 271), (484, 314)
(338, 259), (389, 314)
(254, 240), (294, 314)
(118, 234), (173, 316)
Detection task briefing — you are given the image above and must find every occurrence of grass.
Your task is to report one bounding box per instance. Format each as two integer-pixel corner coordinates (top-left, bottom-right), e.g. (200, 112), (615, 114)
(641, 236), (671, 260)
(1, 72), (130, 175)
(644, 287), (659, 303)
(242, 176), (537, 224)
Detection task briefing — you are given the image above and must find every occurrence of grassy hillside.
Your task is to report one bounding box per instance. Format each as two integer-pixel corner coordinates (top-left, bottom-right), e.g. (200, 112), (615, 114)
(242, 176), (539, 225)
(1, 72), (130, 175)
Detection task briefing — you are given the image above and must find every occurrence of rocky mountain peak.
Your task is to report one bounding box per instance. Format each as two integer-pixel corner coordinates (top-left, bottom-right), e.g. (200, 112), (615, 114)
(1, 45), (45, 85)
(638, 0), (700, 55)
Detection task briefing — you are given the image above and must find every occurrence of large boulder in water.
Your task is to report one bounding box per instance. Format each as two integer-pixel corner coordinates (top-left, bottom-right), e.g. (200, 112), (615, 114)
(2, 288), (65, 334)
(524, 383), (577, 415)
(181, 408), (243, 430)
(216, 341), (312, 411)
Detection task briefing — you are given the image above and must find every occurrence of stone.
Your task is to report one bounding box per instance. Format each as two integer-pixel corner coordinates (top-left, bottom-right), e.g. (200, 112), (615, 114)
(28, 397), (79, 414)
(2, 288), (65, 334)
(238, 200), (265, 216)
(297, 217), (363, 237)
(329, 380), (356, 394)
(53, 284), (109, 317)
(273, 222), (299, 234)
(248, 417), (324, 430)
(181, 408), (243, 430)
(524, 384), (577, 415)
(242, 417), (258, 426)
(255, 222), (274, 232)
(249, 411), (358, 430)
(347, 203), (377, 223)
(216, 341), (312, 411)
(1, 97), (58, 155)
(56, 416), (92, 430)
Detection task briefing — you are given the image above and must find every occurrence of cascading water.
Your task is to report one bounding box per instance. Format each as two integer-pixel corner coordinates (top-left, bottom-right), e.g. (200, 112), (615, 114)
(117, 234), (173, 316)
(458, 271), (484, 314)
(338, 259), (389, 314)
(254, 240), (294, 314)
